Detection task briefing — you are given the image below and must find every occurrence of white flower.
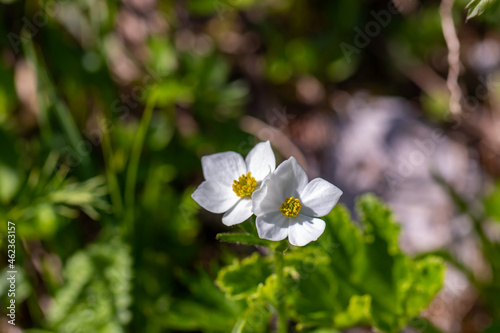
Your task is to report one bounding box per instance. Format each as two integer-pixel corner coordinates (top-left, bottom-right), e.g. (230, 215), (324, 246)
(252, 157), (342, 246)
(192, 141), (276, 226)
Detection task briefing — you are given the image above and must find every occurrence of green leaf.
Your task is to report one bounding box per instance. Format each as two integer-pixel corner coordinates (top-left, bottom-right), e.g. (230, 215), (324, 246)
(287, 194), (445, 333)
(0, 129), (20, 204)
(216, 233), (274, 247)
(47, 237), (132, 333)
(231, 300), (271, 333)
(333, 295), (372, 328)
(466, 0), (498, 19)
(216, 253), (273, 300)
(47, 176), (110, 220)
(405, 256), (446, 314)
(484, 182), (500, 222)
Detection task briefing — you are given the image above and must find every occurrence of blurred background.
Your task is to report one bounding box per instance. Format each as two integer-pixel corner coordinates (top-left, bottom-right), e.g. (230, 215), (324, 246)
(1, 0), (500, 332)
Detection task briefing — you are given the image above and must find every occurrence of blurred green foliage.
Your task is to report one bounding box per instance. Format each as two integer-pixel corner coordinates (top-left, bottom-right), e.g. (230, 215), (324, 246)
(46, 237), (131, 333)
(0, 0), (499, 332)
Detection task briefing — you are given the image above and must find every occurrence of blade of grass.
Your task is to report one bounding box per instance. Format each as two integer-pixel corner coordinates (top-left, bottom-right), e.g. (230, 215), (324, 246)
(99, 112), (124, 220)
(123, 90), (158, 237)
(432, 173), (491, 247)
(433, 172), (500, 288)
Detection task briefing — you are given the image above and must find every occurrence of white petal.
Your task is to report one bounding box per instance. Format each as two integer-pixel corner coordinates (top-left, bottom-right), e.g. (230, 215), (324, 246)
(270, 156), (308, 199)
(300, 178), (343, 217)
(288, 214), (326, 246)
(252, 156), (308, 216)
(245, 141), (276, 181)
(191, 181), (238, 214)
(281, 157), (308, 197)
(256, 211), (289, 241)
(252, 180), (280, 216)
(201, 151), (247, 188)
(222, 198), (253, 226)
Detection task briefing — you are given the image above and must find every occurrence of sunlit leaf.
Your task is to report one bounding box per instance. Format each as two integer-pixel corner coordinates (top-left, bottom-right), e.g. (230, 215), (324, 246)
(231, 300), (271, 333)
(216, 233), (274, 247)
(466, 0), (498, 19)
(216, 252), (273, 300)
(287, 195), (445, 333)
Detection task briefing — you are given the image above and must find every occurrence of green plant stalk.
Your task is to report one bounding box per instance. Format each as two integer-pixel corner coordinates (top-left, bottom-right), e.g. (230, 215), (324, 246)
(238, 216), (258, 235)
(123, 91), (158, 237)
(99, 112), (124, 220)
(274, 249), (287, 333)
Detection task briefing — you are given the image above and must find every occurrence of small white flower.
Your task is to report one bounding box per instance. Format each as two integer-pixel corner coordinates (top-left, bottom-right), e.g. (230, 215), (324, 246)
(192, 141), (276, 226)
(252, 157), (342, 246)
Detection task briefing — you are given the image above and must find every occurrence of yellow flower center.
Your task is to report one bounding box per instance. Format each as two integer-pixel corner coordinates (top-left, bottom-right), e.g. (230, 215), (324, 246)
(280, 197), (301, 218)
(232, 172), (257, 197)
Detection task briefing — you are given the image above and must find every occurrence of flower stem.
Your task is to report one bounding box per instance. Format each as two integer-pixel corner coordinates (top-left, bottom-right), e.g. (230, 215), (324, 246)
(274, 249), (287, 333)
(123, 90), (158, 238)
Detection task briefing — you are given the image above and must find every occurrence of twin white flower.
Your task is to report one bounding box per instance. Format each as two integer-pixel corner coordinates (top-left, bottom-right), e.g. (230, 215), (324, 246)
(192, 141), (343, 246)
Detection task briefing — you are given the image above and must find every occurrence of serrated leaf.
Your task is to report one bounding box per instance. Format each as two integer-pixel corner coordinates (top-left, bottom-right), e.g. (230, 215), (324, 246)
(287, 194), (445, 333)
(405, 256), (446, 314)
(231, 300), (271, 333)
(216, 252), (273, 300)
(333, 295), (372, 328)
(357, 194), (401, 256)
